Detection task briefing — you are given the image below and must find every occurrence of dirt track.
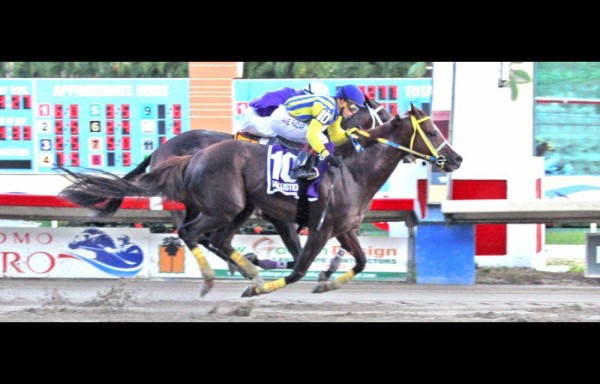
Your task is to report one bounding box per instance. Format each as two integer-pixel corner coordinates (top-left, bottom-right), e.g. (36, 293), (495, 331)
(2, 276), (600, 322)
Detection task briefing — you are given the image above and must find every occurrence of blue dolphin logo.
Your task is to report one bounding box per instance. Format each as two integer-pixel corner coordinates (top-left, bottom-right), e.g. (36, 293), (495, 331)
(64, 229), (144, 277)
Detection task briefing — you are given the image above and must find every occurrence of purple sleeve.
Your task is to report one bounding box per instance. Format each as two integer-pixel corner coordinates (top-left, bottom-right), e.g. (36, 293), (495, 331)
(249, 87), (299, 117)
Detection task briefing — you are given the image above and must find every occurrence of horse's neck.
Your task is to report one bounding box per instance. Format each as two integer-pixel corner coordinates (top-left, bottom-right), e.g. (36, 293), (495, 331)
(345, 138), (406, 204)
(336, 110), (390, 158)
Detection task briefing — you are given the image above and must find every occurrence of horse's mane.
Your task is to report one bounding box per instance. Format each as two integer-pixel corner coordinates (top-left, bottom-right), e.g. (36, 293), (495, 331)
(355, 114), (404, 149)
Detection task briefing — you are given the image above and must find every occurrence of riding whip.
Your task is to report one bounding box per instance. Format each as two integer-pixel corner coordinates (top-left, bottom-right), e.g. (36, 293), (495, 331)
(317, 169), (336, 231)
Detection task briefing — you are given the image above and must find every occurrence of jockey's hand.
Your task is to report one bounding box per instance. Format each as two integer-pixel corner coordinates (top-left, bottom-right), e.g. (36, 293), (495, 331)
(325, 154), (343, 168)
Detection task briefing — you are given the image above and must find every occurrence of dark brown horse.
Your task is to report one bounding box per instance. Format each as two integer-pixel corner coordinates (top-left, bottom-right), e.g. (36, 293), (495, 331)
(84, 96), (392, 277)
(58, 104), (462, 297)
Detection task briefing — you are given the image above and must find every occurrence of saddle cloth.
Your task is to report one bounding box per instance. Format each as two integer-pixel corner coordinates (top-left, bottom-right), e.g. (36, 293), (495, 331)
(266, 144), (333, 201)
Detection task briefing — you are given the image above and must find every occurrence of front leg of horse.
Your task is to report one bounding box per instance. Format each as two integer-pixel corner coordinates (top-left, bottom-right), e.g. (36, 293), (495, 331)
(318, 246), (346, 282)
(313, 230), (366, 294)
(241, 259), (310, 298)
(312, 270), (357, 293)
(242, 233), (328, 297)
(240, 271), (301, 297)
(317, 231), (357, 283)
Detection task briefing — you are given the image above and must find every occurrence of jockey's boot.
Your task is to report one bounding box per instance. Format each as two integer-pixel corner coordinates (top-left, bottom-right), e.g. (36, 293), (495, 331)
(289, 150), (319, 180)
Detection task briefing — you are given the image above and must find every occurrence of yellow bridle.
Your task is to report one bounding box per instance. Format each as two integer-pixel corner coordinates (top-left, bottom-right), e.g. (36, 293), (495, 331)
(346, 114), (448, 167)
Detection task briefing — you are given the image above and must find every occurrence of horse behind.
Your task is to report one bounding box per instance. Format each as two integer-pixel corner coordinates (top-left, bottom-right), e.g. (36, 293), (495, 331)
(58, 104), (462, 297)
(76, 96), (392, 278)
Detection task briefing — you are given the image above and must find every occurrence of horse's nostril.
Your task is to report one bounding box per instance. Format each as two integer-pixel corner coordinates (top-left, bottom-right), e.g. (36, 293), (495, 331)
(455, 156), (463, 164)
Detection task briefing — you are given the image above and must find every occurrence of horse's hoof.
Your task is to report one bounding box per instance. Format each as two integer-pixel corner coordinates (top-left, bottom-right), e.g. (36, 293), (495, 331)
(241, 286), (258, 298)
(199, 279), (214, 298)
(312, 282), (328, 294)
(318, 271), (329, 282)
(244, 252), (258, 265)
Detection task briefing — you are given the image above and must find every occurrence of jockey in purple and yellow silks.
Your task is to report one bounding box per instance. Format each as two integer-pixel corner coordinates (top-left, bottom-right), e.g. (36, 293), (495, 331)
(239, 81), (330, 138)
(268, 84), (366, 180)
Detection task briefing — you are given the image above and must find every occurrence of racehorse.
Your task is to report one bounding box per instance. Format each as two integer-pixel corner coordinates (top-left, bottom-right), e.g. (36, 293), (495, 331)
(78, 96), (392, 277)
(58, 104), (462, 297)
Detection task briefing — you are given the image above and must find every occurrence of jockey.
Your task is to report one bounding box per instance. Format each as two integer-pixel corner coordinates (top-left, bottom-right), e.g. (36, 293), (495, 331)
(268, 84), (366, 180)
(117, 234), (143, 256)
(239, 81), (330, 138)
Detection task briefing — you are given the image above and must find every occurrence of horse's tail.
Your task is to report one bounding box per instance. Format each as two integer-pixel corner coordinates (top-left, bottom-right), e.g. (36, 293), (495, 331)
(57, 156), (191, 217)
(90, 155), (154, 215)
(124, 154), (153, 181)
(136, 156), (192, 203)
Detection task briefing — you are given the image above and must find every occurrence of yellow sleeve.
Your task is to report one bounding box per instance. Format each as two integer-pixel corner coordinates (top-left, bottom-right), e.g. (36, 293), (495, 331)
(306, 118), (327, 156)
(327, 117), (350, 146)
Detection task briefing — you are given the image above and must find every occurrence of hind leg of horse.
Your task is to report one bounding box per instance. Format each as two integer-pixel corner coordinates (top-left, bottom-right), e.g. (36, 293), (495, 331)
(313, 230), (366, 293)
(203, 206), (262, 283)
(197, 234), (251, 279)
(197, 204), (259, 278)
(178, 212), (240, 297)
(177, 212), (215, 297)
(173, 206), (247, 277)
(247, 212), (301, 270)
(242, 230), (330, 297)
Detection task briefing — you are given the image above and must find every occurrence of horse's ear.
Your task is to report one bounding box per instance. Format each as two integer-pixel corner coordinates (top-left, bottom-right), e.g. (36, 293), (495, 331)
(410, 103), (417, 114)
(394, 114), (402, 121)
(363, 91), (371, 105)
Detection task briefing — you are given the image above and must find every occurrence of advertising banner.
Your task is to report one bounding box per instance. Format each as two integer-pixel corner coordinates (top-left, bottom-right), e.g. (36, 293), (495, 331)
(149, 234), (408, 281)
(0, 227), (151, 278)
(0, 228), (407, 281)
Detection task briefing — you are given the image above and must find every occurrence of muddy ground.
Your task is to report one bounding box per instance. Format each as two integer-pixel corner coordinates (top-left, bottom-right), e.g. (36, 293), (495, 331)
(2, 267), (600, 322)
(476, 266), (600, 286)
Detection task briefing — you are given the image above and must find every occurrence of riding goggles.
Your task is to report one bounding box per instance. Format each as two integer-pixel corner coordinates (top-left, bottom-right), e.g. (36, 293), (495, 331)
(346, 101), (362, 113)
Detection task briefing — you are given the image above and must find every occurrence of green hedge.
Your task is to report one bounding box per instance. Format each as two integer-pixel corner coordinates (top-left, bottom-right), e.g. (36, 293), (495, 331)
(0, 62), (188, 78)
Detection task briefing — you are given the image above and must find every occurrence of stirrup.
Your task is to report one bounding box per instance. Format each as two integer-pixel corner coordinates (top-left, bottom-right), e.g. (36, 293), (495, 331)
(290, 166), (319, 180)
(306, 167), (319, 180)
(289, 168), (309, 180)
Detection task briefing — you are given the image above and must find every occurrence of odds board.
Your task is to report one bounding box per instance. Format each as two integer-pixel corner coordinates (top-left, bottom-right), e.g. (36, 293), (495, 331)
(0, 79), (189, 174)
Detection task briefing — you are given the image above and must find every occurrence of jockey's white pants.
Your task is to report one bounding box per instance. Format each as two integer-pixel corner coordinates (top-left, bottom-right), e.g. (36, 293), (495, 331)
(239, 107), (277, 137)
(268, 105), (328, 145)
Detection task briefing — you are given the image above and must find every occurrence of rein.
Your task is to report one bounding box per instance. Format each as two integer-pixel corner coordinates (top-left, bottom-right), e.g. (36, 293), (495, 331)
(347, 114), (448, 167)
(346, 103), (385, 153)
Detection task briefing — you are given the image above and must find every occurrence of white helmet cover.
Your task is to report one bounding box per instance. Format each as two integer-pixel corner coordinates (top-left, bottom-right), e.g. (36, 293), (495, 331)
(304, 81), (330, 95)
